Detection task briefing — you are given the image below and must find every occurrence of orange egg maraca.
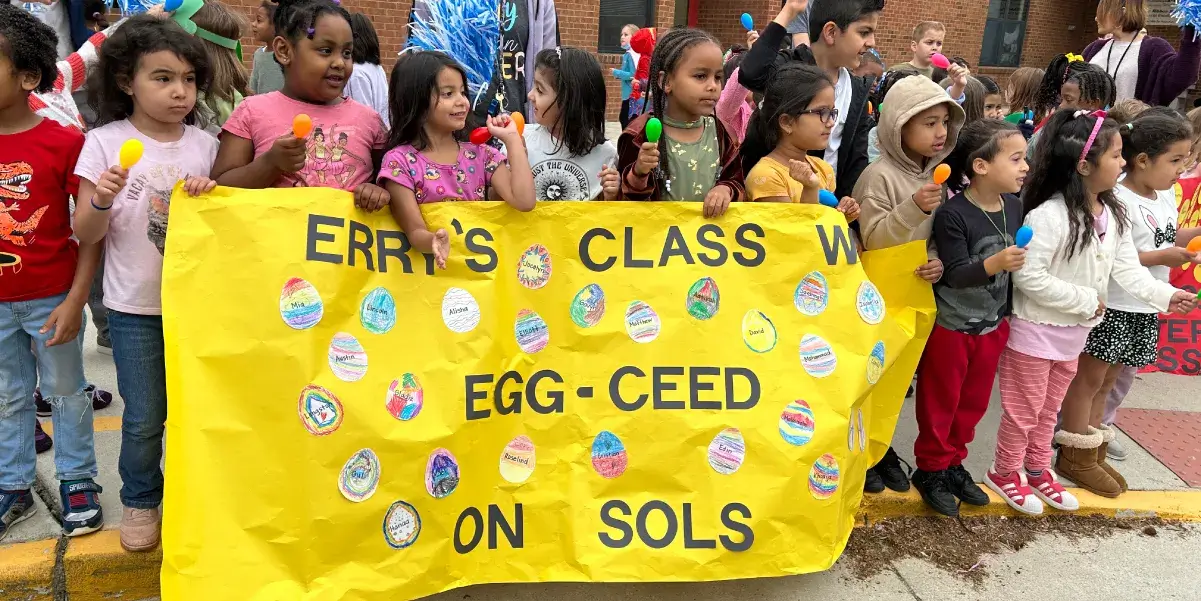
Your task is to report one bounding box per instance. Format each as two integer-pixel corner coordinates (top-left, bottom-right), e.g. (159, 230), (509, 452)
(1188, 237), (1201, 253)
(511, 112), (526, 135)
(293, 114), (313, 139)
(933, 163), (951, 185)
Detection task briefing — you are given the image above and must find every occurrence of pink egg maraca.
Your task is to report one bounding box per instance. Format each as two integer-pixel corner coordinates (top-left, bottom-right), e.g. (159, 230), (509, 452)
(931, 53), (951, 70)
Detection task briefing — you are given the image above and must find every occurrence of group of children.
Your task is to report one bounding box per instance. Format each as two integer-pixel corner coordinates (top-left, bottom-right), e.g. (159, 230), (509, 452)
(2, 0), (1200, 552)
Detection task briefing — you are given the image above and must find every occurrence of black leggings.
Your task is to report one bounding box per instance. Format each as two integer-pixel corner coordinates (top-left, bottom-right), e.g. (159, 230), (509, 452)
(619, 99), (632, 128)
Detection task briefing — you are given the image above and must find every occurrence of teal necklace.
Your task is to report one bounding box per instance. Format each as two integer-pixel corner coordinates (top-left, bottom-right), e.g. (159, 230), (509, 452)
(964, 188), (1010, 244)
(662, 115), (704, 129)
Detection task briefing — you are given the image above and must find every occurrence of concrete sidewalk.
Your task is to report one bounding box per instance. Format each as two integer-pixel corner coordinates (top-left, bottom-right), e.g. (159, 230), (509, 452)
(3, 320), (1200, 599)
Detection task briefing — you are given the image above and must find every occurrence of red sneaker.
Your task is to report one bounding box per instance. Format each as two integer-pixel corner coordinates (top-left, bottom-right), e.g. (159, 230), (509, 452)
(984, 465), (1043, 515)
(1026, 468), (1079, 511)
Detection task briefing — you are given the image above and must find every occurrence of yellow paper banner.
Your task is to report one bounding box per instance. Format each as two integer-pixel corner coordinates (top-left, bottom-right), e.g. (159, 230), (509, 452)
(160, 187), (935, 601)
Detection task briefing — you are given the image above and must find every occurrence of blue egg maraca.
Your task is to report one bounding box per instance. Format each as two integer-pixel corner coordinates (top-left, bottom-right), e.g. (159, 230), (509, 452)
(1015, 225), (1034, 248)
(818, 189), (839, 208)
(164, 0), (183, 12)
(740, 13), (754, 31)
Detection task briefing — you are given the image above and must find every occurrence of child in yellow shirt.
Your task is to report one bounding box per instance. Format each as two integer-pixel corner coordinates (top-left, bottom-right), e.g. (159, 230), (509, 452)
(742, 63), (859, 221)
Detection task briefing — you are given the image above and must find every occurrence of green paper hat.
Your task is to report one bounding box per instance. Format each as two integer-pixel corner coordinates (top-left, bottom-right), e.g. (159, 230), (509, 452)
(172, 0), (243, 61)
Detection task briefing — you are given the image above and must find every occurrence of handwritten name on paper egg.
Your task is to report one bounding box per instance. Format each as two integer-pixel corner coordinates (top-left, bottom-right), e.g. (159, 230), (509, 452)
(382, 501), (421, 549)
(799, 334), (837, 378)
(794, 271), (829, 316)
(499, 435), (536, 484)
(425, 448), (460, 499)
(809, 454), (840, 500)
(297, 384), (343, 436)
(328, 332), (368, 382)
(779, 400), (815, 446)
(279, 278), (323, 329)
(385, 373), (423, 421)
(856, 280), (885, 325)
(741, 310), (778, 353)
(359, 287), (397, 334)
(624, 301), (661, 343)
(516, 244), (552, 289)
(686, 277), (720, 320)
(867, 341), (886, 385)
(570, 283), (606, 328)
(591, 431), (628, 478)
(339, 449), (380, 502)
(514, 309), (550, 354)
(707, 427), (746, 475)
(441, 287), (481, 333)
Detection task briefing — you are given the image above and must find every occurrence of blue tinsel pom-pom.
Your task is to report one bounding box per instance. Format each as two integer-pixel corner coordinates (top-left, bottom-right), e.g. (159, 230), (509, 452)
(1173, 0), (1201, 39)
(114, 0), (153, 15)
(406, 0), (501, 105)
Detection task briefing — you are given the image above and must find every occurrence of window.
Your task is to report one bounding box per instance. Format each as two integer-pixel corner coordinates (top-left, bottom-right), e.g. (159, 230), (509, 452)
(598, 0), (655, 54)
(980, 0), (1030, 67)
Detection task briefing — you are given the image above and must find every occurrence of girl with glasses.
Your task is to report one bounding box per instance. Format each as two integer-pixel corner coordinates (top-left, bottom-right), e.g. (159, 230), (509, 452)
(740, 63), (859, 221)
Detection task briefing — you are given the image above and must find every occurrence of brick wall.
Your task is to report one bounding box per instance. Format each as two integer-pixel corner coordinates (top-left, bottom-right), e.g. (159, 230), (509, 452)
(215, 0), (1196, 120)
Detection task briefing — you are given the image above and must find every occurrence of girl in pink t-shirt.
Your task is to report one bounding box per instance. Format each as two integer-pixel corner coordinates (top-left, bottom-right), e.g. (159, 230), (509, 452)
(210, 0), (389, 211)
(378, 52), (535, 269)
(71, 15), (218, 553)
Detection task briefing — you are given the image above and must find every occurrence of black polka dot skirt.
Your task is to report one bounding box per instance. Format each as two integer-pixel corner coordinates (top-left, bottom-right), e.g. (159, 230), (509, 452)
(1083, 308), (1160, 367)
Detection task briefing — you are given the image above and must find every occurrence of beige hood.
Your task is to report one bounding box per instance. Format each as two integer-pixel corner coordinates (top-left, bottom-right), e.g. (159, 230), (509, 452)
(876, 76), (965, 177)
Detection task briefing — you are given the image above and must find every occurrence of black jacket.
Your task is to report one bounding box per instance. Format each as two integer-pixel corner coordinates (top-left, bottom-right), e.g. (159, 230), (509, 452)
(738, 22), (871, 201)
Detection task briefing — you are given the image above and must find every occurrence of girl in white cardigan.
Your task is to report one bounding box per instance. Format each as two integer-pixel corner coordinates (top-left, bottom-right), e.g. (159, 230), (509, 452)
(986, 110), (1198, 516)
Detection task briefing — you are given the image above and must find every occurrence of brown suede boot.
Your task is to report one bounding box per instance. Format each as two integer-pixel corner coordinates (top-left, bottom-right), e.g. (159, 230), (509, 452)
(1095, 424), (1128, 493)
(1054, 427), (1121, 498)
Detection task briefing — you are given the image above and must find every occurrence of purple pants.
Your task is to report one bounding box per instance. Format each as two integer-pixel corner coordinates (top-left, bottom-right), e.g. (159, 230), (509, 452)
(1103, 365), (1138, 425)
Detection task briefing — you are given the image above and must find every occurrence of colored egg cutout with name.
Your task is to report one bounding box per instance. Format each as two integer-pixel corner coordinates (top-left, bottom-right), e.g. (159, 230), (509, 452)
(359, 287), (397, 334)
(516, 243), (552, 289)
(867, 341), (886, 385)
(809, 453), (840, 500)
(591, 430), (628, 478)
(385, 373), (423, 421)
(625, 301), (660, 343)
(382, 500), (421, 549)
(856, 280), (885, 325)
(799, 334), (838, 378)
(328, 332), (368, 382)
(707, 427), (746, 475)
(741, 310), (778, 353)
(570, 283), (606, 328)
(686, 277), (720, 320)
(280, 277), (323, 329)
(425, 448), (460, 498)
(499, 435), (536, 484)
(442, 287), (481, 333)
(339, 448), (381, 502)
(779, 400), (815, 446)
(297, 384), (343, 435)
(794, 271), (829, 316)
(514, 309), (550, 353)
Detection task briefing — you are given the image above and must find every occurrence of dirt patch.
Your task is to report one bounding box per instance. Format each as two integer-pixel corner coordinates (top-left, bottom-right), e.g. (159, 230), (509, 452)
(841, 514), (1189, 585)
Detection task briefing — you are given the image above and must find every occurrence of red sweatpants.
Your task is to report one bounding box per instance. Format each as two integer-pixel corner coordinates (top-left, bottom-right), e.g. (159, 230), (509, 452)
(914, 321), (1010, 472)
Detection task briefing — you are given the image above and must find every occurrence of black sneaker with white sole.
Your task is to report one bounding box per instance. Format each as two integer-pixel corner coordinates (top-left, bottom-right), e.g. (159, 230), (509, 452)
(947, 464), (991, 506)
(875, 446), (911, 492)
(912, 469), (959, 517)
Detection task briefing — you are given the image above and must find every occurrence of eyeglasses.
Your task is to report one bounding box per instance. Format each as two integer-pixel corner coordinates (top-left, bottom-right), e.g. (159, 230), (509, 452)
(800, 107), (840, 124)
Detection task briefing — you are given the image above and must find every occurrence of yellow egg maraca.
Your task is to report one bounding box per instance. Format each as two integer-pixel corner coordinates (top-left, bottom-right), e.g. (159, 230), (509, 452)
(118, 139), (144, 170)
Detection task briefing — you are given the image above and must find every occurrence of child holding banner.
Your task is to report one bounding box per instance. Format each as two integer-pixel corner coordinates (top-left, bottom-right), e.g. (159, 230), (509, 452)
(1056, 109), (1201, 498)
(617, 28), (744, 213)
(71, 15), (219, 551)
(212, 0), (389, 205)
(912, 119), (1027, 517)
(854, 74), (964, 494)
(379, 51), (535, 269)
(988, 110), (1197, 515)
(0, 4), (104, 543)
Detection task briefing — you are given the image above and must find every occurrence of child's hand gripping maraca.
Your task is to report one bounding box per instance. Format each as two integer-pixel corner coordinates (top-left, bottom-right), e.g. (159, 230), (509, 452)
(633, 117), (662, 178)
(986, 225), (1032, 275)
(267, 114), (310, 174)
(94, 139), (142, 209)
(914, 163), (950, 213)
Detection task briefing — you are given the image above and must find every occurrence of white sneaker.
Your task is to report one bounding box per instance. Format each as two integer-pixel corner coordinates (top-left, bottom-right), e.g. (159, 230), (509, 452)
(1107, 437), (1128, 461)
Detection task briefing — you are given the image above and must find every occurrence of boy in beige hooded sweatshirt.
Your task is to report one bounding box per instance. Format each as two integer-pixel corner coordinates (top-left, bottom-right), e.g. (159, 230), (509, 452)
(852, 74), (965, 495)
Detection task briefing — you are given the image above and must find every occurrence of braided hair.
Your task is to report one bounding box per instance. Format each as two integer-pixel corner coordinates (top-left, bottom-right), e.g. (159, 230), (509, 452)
(273, 0), (350, 45)
(647, 27), (722, 182)
(1065, 65), (1116, 111)
(1034, 54), (1091, 121)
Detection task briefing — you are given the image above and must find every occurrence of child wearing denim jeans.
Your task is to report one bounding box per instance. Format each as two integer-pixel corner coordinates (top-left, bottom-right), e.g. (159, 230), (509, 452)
(0, 4), (104, 542)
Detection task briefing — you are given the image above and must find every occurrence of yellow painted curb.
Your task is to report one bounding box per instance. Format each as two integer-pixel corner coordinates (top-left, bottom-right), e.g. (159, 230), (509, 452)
(857, 488), (1201, 523)
(41, 415), (122, 436)
(0, 539), (56, 601)
(62, 530), (161, 601)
